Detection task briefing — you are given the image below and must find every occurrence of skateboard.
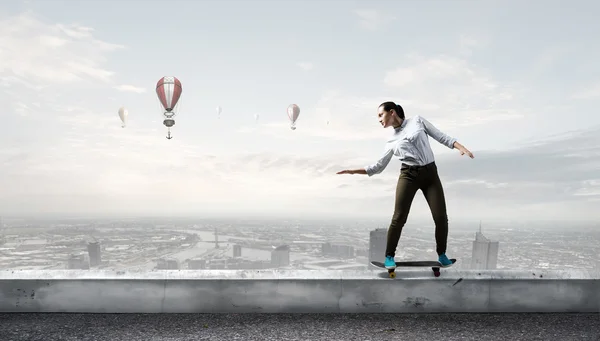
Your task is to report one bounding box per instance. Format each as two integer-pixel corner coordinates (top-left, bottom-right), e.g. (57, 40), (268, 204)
(370, 259), (457, 278)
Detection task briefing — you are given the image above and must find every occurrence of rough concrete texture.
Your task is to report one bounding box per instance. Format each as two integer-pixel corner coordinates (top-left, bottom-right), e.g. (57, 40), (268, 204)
(2, 269), (598, 280)
(0, 313), (598, 341)
(0, 269), (598, 313)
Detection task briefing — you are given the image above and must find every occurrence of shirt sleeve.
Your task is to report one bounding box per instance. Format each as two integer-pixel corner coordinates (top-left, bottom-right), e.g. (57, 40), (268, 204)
(418, 115), (457, 149)
(365, 147), (394, 177)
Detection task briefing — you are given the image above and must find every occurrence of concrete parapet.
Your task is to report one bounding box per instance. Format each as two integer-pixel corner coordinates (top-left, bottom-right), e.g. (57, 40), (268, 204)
(0, 269), (598, 313)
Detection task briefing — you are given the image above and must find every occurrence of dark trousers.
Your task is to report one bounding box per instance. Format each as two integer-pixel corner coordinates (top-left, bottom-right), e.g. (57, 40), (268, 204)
(385, 162), (449, 257)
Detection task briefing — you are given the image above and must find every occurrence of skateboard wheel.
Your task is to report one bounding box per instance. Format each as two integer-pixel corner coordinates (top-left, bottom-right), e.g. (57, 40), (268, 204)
(389, 272), (396, 278)
(433, 271), (440, 277)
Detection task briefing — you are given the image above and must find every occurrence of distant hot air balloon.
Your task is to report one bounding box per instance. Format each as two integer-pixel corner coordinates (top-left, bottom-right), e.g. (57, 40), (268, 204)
(216, 106), (222, 119)
(156, 76), (182, 139)
(118, 106), (128, 128)
(287, 104), (300, 130)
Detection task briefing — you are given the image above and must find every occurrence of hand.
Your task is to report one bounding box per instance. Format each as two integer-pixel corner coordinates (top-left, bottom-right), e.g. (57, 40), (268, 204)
(458, 147), (474, 159)
(336, 170), (355, 175)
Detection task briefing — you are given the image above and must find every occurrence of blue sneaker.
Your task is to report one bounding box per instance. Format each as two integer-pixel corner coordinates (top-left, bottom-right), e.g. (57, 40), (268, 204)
(384, 255), (396, 269)
(438, 254), (453, 267)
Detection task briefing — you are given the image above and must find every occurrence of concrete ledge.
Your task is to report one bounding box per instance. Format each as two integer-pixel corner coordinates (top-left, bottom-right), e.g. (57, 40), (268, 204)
(0, 269), (598, 313)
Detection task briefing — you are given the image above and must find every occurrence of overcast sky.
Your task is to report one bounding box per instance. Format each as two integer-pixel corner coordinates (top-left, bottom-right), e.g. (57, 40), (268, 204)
(0, 0), (599, 222)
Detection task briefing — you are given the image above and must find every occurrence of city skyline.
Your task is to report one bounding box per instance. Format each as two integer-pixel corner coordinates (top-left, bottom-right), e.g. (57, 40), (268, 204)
(1, 1), (599, 221)
(1, 217), (597, 272)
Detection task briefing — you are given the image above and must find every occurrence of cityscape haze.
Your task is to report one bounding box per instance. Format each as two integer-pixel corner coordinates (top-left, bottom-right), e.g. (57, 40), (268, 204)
(1, 216), (598, 272)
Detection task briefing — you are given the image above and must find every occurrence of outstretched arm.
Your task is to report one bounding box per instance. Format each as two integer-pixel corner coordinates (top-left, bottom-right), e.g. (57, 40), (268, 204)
(419, 116), (457, 149)
(337, 148), (394, 176)
(420, 116), (474, 158)
(452, 141), (474, 158)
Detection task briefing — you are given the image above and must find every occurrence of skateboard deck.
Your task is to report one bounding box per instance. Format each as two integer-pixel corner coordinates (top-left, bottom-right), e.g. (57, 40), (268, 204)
(370, 259), (457, 278)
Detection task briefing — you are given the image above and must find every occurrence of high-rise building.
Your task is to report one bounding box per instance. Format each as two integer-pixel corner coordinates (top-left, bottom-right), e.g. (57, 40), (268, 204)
(0, 216), (4, 246)
(470, 222), (499, 269)
(214, 227), (219, 249)
(271, 245), (290, 268)
(87, 241), (102, 267)
(233, 244), (242, 258)
(369, 228), (387, 266)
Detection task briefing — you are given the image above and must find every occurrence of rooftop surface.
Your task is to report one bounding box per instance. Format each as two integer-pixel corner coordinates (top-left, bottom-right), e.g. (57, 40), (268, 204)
(1, 313), (598, 341)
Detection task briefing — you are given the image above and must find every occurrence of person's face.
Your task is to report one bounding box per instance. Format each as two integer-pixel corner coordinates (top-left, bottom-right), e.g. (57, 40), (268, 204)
(377, 106), (396, 128)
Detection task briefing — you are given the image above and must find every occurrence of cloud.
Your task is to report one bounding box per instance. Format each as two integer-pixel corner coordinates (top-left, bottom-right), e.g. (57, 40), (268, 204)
(1, 9), (597, 221)
(114, 84), (146, 93)
(382, 53), (527, 128)
(529, 45), (572, 76)
(0, 138), (358, 216)
(458, 34), (488, 56)
(441, 126), (600, 186)
(240, 51), (524, 144)
(0, 122), (227, 214)
(232, 122), (600, 217)
(2, 122), (600, 220)
(244, 123), (600, 214)
(241, 124), (600, 220)
(296, 62), (314, 71)
(0, 11), (134, 127)
(570, 83), (600, 100)
(236, 90), (388, 141)
(0, 12), (123, 86)
(244, 31), (527, 146)
(573, 179), (600, 197)
(0, 12), (185, 215)
(353, 9), (395, 31)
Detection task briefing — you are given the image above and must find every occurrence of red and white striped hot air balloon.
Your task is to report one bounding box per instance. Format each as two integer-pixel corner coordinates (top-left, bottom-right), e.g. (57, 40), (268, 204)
(287, 104), (300, 130)
(156, 76), (182, 117)
(156, 76), (182, 139)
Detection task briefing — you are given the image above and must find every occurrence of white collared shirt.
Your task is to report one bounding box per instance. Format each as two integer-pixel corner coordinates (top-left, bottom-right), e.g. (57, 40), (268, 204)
(365, 115), (457, 176)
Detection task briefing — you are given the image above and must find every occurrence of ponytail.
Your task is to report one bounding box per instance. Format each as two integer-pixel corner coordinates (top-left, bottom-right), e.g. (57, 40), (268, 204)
(395, 104), (405, 119)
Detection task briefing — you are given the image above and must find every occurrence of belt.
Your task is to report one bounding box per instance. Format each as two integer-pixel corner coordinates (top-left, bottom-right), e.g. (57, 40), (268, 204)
(401, 162), (436, 170)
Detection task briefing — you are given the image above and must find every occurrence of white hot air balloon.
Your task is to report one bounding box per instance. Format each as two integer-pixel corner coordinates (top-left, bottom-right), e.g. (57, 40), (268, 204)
(287, 104), (300, 130)
(118, 106), (128, 128)
(216, 106), (222, 119)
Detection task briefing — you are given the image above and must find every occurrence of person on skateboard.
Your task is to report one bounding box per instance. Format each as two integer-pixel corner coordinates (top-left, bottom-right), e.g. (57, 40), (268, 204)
(337, 101), (474, 270)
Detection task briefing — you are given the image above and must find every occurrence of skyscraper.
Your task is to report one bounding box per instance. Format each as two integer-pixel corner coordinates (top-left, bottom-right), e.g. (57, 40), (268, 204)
(470, 222), (499, 269)
(271, 245), (290, 268)
(369, 228), (387, 266)
(87, 241), (102, 267)
(214, 227), (219, 249)
(233, 244), (242, 258)
(0, 216), (4, 246)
